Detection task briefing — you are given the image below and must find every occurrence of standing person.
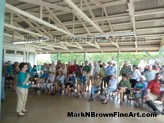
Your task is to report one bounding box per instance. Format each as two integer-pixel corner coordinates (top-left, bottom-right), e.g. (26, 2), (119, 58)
(74, 60), (81, 78)
(49, 62), (56, 74)
(1, 64), (5, 101)
(130, 65), (141, 88)
(99, 63), (107, 87)
(120, 61), (132, 78)
(145, 65), (156, 83)
(16, 63), (30, 116)
(93, 61), (100, 79)
(82, 61), (91, 92)
(61, 63), (67, 79)
(13, 62), (20, 86)
(105, 61), (115, 86)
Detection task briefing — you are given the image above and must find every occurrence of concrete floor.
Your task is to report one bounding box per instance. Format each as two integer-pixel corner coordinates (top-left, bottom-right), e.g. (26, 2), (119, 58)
(1, 89), (164, 123)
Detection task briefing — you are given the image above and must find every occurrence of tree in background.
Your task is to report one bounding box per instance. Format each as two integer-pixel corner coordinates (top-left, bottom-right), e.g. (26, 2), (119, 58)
(48, 52), (158, 67)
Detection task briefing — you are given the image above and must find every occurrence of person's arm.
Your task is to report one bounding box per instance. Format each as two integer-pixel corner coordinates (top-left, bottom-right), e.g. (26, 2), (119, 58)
(127, 81), (131, 89)
(98, 79), (102, 86)
(141, 82), (147, 92)
(92, 78), (95, 85)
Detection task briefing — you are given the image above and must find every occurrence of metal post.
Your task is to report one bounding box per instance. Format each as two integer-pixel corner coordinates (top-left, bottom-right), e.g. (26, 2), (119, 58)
(0, 0), (6, 112)
(84, 51), (87, 63)
(117, 51), (120, 82)
(57, 52), (59, 61)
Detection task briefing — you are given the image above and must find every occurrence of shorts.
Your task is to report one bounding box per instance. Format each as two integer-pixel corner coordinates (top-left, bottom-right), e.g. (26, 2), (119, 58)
(65, 82), (74, 88)
(124, 89), (131, 94)
(149, 92), (160, 101)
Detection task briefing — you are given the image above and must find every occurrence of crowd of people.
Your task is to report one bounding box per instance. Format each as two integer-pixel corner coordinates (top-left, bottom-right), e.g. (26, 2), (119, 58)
(1, 60), (164, 116)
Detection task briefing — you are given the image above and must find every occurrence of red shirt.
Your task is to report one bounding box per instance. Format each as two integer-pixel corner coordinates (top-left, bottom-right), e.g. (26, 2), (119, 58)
(147, 79), (161, 95)
(69, 65), (77, 74)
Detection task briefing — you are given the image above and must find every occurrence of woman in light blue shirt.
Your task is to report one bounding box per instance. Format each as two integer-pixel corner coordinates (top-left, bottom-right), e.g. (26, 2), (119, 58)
(102, 74), (117, 104)
(16, 63), (30, 116)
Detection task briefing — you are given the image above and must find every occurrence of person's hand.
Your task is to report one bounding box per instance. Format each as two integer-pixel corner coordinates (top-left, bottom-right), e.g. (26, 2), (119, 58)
(145, 94), (150, 100)
(27, 74), (30, 78)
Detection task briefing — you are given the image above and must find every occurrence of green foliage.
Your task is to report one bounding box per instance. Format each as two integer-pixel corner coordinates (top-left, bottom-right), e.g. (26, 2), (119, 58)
(49, 52), (158, 66)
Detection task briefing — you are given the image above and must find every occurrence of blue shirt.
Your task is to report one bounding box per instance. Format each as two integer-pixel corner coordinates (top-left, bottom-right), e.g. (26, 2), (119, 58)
(145, 70), (156, 83)
(134, 81), (147, 94)
(30, 68), (37, 77)
(17, 72), (29, 89)
(108, 78), (117, 90)
(40, 73), (49, 79)
(6, 65), (13, 75)
(105, 65), (115, 76)
(67, 75), (76, 84)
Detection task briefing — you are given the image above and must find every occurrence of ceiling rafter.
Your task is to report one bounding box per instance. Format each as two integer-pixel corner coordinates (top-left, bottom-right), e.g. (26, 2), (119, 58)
(64, 0), (104, 33)
(6, 3), (74, 37)
(128, 0), (137, 49)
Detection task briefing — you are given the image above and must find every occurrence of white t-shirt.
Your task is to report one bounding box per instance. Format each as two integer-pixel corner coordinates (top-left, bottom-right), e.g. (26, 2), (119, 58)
(131, 69), (141, 81)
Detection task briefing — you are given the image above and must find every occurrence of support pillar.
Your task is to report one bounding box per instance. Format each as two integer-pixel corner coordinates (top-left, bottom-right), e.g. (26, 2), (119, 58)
(0, 0), (6, 112)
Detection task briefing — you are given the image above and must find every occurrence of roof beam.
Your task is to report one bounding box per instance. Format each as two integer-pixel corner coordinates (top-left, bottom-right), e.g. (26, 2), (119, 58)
(18, 0), (72, 12)
(6, 3), (74, 37)
(16, 14), (46, 36)
(103, 7), (113, 32)
(41, 42), (70, 50)
(64, 0), (104, 33)
(7, 8), (164, 27)
(61, 42), (84, 50)
(44, 7), (71, 33)
(47, 45), (159, 53)
(128, 0), (137, 49)
(52, 0), (141, 16)
(4, 23), (43, 37)
(31, 21), (53, 38)
(89, 0), (103, 8)
(86, 41), (101, 49)
(160, 38), (164, 48)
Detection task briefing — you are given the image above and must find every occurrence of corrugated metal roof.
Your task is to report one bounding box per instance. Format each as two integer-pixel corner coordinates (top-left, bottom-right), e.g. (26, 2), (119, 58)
(110, 17), (130, 24)
(4, 0), (164, 53)
(106, 4), (127, 15)
(112, 24), (131, 31)
(135, 0), (163, 11)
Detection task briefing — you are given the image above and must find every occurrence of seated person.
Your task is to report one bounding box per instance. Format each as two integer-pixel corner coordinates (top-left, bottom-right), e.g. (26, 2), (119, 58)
(49, 70), (65, 95)
(41, 72), (55, 94)
(102, 74), (117, 104)
(65, 72), (76, 96)
(145, 73), (164, 114)
(36, 71), (49, 87)
(77, 71), (87, 97)
(88, 74), (102, 101)
(116, 74), (131, 106)
(132, 76), (147, 107)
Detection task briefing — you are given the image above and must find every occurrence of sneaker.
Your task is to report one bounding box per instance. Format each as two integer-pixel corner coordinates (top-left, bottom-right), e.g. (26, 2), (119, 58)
(17, 112), (25, 116)
(120, 101), (123, 106)
(88, 98), (94, 101)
